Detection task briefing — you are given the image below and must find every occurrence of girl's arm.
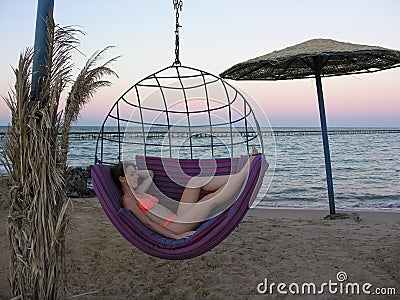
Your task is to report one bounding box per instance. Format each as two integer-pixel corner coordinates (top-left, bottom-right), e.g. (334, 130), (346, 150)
(122, 196), (194, 239)
(135, 169), (154, 193)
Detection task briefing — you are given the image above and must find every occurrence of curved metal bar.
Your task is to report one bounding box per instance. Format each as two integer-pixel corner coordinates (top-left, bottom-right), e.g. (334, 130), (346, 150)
(200, 71), (214, 157)
(218, 76), (264, 154)
(134, 85), (147, 156)
(117, 103), (122, 161)
(136, 77), (220, 90)
(94, 65), (264, 161)
(121, 96), (235, 115)
(154, 75), (172, 157)
(176, 66), (193, 158)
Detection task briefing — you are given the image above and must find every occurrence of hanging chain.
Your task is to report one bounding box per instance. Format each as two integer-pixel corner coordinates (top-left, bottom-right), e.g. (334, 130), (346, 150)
(173, 0), (183, 65)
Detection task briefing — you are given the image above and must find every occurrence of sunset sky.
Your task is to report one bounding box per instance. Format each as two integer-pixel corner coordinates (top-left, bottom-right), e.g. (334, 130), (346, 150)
(1, 0), (399, 127)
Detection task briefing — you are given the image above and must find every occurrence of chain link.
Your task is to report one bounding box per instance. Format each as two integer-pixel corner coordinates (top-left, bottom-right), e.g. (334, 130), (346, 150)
(173, 0), (183, 65)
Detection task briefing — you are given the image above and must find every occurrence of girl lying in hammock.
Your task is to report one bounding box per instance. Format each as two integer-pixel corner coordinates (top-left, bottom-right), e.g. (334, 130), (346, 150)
(111, 147), (258, 239)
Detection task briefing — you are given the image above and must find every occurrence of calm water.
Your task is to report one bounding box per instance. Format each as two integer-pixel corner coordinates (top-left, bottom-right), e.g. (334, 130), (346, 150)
(1, 126), (399, 210)
(264, 131), (399, 210)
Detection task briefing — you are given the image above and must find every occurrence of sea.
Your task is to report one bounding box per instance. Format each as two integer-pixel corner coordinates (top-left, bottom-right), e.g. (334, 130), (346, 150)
(0, 125), (399, 211)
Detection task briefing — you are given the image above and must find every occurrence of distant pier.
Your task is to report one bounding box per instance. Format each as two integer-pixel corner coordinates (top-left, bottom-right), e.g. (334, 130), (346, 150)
(71, 128), (400, 140)
(0, 128), (399, 140)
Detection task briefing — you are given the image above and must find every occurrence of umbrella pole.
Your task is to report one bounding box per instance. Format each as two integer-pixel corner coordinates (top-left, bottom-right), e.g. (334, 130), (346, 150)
(314, 69), (336, 215)
(32, 0), (54, 102)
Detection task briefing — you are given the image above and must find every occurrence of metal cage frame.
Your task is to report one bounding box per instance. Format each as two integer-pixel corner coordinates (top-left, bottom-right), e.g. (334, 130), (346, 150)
(95, 65), (264, 164)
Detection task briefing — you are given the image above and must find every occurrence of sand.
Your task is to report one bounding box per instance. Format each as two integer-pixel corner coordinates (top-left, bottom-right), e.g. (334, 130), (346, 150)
(0, 181), (399, 299)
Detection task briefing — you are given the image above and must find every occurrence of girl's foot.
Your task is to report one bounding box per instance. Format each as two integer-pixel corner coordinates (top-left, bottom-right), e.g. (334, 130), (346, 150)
(249, 146), (258, 163)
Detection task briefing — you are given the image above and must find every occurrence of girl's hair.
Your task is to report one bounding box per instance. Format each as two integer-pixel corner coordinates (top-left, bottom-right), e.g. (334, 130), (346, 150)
(110, 161), (137, 190)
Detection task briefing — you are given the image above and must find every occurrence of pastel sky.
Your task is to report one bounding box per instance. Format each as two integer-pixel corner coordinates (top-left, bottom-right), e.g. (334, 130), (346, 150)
(1, 0), (399, 127)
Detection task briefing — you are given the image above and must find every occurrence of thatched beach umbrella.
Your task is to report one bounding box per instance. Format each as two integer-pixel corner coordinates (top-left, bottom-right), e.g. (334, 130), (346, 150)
(220, 38), (400, 214)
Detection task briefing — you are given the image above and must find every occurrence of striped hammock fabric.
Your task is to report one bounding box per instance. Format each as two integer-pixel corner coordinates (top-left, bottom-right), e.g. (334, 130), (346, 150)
(91, 154), (268, 259)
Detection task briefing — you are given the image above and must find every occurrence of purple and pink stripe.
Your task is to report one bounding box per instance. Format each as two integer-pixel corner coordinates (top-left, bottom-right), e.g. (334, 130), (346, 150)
(91, 154), (268, 260)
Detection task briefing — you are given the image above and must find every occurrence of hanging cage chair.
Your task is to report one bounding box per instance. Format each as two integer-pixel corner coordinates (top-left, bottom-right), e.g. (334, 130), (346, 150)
(91, 1), (269, 260)
(94, 65), (265, 163)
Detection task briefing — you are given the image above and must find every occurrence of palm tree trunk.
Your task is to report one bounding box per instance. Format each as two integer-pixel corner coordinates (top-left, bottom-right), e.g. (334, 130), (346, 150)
(2, 17), (118, 299)
(5, 49), (69, 299)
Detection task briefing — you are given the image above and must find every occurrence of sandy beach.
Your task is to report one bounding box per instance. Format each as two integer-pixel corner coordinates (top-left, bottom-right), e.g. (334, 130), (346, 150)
(0, 181), (399, 299)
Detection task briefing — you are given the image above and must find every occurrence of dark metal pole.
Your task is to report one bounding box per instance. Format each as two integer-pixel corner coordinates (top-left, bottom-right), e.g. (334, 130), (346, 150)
(31, 0), (54, 101)
(313, 57), (336, 215)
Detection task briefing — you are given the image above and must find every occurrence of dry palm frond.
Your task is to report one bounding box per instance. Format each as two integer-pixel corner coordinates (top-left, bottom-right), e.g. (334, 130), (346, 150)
(4, 16), (75, 298)
(60, 46), (120, 167)
(65, 46), (120, 123)
(2, 14), (118, 299)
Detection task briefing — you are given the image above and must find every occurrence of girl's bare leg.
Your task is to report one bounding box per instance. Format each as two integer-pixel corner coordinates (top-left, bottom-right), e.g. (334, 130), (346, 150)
(167, 173), (246, 233)
(176, 174), (230, 214)
(169, 147), (259, 233)
(176, 147), (258, 215)
(170, 154), (258, 233)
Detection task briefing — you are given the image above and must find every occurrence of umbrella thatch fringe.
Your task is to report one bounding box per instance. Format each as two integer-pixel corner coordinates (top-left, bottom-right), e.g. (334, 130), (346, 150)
(220, 38), (400, 80)
(1, 16), (118, 299)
